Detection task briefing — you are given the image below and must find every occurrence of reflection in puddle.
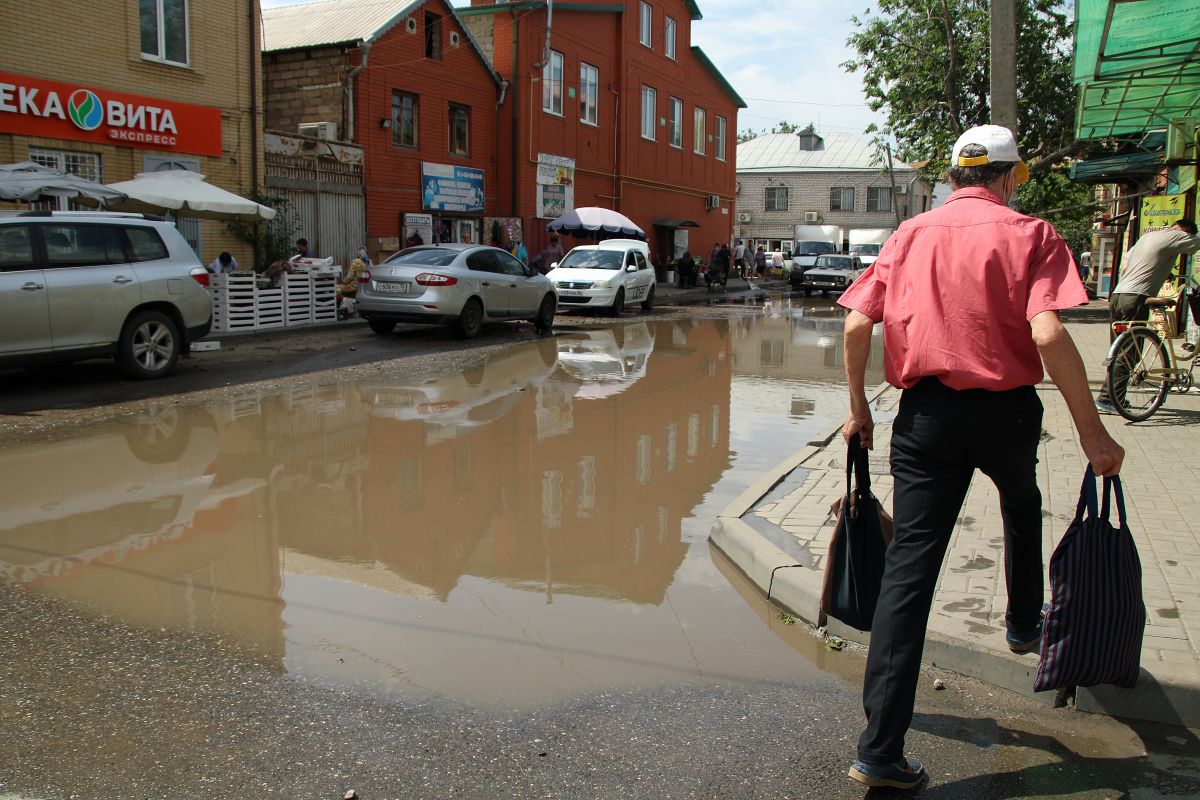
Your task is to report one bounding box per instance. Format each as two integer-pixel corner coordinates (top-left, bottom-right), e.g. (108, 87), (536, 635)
(0, 311), (883, 709)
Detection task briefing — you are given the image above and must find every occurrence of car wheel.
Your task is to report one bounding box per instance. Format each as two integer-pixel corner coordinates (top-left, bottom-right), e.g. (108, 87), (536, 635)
(456, 297), (484, 338)
(368, 319), (396, 335)
(532, 294), (556, 334)
(117, 310), (180, 380)
(608, 288), (625, 317)
(641, 284), (655, 311)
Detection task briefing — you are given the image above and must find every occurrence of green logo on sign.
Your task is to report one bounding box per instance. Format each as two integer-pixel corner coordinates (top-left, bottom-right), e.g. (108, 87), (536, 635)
(67, 90), (104, 131)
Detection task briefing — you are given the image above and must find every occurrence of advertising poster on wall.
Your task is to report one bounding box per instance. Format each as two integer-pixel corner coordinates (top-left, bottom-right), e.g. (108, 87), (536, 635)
(1140, 193), (1186, 233)
(673, 229), (689, 259)
(536, 154), (575, 219)
(420, 163), (485, 212)
(403, 213), (434, 246)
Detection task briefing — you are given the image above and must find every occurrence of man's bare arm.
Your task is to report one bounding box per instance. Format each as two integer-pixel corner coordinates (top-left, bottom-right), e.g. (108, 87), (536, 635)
(1030, 310), (1124, 476)
(842, 309), (876, 449)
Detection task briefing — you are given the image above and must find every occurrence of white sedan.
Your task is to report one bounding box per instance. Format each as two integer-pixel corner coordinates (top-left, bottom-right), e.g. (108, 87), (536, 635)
(546, 239), (657, 315)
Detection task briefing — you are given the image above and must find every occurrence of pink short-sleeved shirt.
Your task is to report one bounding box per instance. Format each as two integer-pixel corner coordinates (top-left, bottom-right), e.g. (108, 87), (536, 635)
(837, 187), (1088, 391)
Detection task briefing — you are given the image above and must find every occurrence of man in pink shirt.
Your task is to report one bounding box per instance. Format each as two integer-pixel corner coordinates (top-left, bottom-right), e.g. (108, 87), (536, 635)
(837, 125), (1124, 790)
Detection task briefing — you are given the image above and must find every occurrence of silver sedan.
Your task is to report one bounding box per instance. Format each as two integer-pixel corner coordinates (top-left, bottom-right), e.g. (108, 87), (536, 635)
(355, 244), (557, 338)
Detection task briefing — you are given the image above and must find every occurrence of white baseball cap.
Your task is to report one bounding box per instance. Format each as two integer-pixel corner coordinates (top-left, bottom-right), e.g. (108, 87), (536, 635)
(950, 124), (1029, 184)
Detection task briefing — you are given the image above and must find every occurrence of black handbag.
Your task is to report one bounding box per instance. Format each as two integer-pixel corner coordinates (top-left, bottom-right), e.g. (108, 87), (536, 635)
(819, 435), (892, 631)
(1034, 467), (1146, 692)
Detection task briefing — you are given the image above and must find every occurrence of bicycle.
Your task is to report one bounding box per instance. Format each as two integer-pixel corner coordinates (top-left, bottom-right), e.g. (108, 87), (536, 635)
(1104, 286), (1200, 421)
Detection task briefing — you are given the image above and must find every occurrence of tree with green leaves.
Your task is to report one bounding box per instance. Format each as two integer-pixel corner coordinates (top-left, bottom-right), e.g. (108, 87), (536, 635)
(842, 0), (1076, 179)
(226, 189), (299, 270)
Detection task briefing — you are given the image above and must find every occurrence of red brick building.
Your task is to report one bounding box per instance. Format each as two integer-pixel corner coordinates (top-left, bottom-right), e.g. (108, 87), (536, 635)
(263, 0), (743, 269)
(461, 0), (744, 268)
(262, 0), (503, 258)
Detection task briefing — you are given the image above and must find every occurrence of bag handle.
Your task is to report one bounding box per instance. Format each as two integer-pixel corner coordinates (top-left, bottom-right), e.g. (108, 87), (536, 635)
(1075, 465), (1128, 527)
(846, 433), (871, 497)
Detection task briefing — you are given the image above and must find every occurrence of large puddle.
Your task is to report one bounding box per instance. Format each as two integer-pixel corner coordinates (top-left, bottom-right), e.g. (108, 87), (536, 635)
(0, 299), (884, 710)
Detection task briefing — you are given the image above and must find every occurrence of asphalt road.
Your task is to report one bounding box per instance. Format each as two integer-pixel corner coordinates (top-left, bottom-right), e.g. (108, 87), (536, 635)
(2, 566), (1198, 800)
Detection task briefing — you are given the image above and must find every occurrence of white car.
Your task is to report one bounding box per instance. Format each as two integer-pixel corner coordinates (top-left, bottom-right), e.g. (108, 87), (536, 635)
(546, 239), (657, 315)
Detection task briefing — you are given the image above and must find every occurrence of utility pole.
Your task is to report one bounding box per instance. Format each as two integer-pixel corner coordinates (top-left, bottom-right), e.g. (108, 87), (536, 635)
(989, 0), (1018, 134)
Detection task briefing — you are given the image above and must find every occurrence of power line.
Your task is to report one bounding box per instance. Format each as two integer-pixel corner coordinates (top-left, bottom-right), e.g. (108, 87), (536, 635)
(743, 96), (870, 108)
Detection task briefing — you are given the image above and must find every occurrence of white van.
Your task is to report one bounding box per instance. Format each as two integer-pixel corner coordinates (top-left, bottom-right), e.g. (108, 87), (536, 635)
(545, 238), (656, 315)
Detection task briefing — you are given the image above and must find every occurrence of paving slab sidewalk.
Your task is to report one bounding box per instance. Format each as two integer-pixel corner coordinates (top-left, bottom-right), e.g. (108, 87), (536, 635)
(711, 307), (1200, 727)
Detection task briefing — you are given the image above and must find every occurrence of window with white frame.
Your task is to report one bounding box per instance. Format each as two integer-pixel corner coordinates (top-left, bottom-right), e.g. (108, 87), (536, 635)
(765, 186), (788, 211)
(716, 116), (726, 161)
(868, 186), (893, 212)
(830, 187), (855, 211)
(664, 16), (676, 59)
(693, 107), (706, 154)
(580, 63), (598, 125)
(639, 2), (652, 46)
(139, 0), (189, 65)
(641, 85), (656, 140)
(668, 97), (682, 148)
(542, 50), (564, 115)
(29, 148), (101, 210)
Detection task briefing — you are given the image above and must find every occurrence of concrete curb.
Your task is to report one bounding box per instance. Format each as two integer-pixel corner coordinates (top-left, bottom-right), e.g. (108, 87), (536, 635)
(709, 383), (1200, 727)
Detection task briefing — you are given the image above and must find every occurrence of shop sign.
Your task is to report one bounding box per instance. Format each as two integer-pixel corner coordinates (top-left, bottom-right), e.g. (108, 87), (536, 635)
(1140, 193), (1186, 233)
(0, 71), (222, 157)
(420, 163), (484, 212)
(536, 153), (575, 219)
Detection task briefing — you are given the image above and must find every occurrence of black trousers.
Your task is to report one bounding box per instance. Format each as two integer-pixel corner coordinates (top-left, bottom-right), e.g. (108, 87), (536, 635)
(1096, 293), (1149, 404)
(858, 378), (1044, 764)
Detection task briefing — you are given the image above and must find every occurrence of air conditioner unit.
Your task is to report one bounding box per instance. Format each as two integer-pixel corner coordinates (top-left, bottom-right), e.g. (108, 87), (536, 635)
(804, 211), (820, 223)
(706, 194), (721, 209)
(1166, 117), (1196, 162)
(895, 184), (909, 195)
(299, 121), (337, 140)
(736, 212), (751, 223)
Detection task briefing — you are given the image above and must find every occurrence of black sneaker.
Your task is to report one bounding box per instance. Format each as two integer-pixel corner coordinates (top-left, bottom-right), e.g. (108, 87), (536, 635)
(1006, 618), (1043, 654)
(848, 757), (926, 789)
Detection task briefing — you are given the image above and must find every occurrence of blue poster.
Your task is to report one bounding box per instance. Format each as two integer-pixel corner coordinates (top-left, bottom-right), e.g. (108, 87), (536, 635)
(421, 162), (485, 212)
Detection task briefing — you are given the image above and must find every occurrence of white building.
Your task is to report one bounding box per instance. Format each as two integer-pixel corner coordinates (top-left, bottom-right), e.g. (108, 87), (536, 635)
(735, 131), (932, 253)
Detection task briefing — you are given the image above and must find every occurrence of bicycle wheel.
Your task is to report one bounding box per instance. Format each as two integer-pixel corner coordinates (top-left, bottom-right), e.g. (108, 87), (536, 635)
(1107, 327), (1170, 421)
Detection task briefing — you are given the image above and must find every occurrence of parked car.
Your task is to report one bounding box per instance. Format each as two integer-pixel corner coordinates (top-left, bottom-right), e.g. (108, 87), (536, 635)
(792, 253), (866, 296)
(0, 210), (212, 379)
(355, 244), (557, 339)
(545, 239), (656, 316)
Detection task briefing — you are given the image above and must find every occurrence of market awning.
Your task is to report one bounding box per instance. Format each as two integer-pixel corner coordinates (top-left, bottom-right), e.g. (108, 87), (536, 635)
(1073, 0), (1200, 139)
(652, 218), (700, 228)
(1069, 149), (1163, 183)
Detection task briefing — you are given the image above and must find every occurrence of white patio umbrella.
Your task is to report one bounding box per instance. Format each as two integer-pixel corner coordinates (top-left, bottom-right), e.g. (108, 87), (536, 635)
(0, 161), (128, 206)
(106, 170), (276, 221)
(546, 206), (645, 240)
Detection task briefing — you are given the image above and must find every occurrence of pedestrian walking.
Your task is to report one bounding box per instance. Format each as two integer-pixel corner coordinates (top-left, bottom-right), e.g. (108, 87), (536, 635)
(734, 239), (747, 277)
(1095, 218), (1199, 413)
(836, 125), (1124, 790)
(754, 246), (767, 277)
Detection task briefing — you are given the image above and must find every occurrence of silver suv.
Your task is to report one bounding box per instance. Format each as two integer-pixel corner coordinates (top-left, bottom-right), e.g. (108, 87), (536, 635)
(0, 211), (212, 379)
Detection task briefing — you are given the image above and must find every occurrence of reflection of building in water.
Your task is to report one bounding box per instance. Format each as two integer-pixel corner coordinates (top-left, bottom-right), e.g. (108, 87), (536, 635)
(0, 322), (733, 667)
(356, 319), (732, 605)
(0, 406), (286, 664)
(733, 299), (886, 382)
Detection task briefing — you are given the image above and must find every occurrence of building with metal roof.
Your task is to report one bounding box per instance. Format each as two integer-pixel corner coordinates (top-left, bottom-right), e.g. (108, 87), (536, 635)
(735, 131), (930, 254)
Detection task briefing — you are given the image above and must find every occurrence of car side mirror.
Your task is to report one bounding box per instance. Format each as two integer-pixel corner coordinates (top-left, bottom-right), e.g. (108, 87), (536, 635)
(551, 261), (559, 269)
(626, 264), (637, 272)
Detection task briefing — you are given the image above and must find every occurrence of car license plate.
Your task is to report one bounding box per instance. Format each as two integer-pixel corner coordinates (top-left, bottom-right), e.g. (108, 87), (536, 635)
(559, 289), (584, 296)
(376, 281), (410, 294)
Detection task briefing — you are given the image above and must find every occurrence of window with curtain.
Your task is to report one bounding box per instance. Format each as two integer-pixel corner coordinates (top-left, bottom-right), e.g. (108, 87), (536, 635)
(580, 63), (598, 125)
(716, 116), (726, 161)
(668, 97), (682, 148)
(664, 16), (676, 58)
(830, 187), (855, 211)
(693, 107), (706, 154)
(639, 2), (652, 46)
(868, 186), (893, 212)
(641, 85), (656, 140)
(543, 50), (563, 115)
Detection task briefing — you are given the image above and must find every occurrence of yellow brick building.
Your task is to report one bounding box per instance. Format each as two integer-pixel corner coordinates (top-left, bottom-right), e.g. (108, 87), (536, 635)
(0, 0), (264, 267)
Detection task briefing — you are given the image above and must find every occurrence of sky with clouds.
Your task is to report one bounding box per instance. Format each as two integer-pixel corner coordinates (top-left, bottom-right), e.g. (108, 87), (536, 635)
(261, 0), (886, 139)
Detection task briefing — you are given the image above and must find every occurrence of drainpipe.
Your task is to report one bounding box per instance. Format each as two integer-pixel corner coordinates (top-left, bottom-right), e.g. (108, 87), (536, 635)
(249, 0), (259, 190)
(346, 40), (371, 142)
(510, 8), (519, 217)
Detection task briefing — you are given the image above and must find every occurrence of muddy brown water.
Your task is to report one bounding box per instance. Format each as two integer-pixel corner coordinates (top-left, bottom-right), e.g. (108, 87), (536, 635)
(0, 304), (881, 710)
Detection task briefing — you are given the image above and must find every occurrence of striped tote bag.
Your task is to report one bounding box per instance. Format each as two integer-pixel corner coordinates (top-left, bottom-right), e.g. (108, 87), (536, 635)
(1034, 467), (1146, 692)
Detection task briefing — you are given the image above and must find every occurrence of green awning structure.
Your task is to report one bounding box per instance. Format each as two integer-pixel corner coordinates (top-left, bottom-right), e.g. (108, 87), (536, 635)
(1073, 0), (1200, 140)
